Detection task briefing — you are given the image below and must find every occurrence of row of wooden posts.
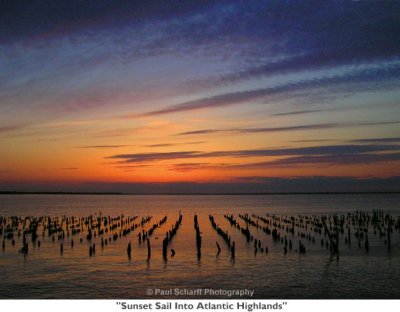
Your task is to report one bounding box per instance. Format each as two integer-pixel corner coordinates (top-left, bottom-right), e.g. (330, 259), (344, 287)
(162, 213), (183, 261)
(2, 210), (399, 260)
(209, 214), (235, 259)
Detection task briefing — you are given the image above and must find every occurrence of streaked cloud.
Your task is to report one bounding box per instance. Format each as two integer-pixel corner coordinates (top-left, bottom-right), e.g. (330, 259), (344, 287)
(178, 129), (225, 136)
(177, 121), (400, 136)
(143, 141), (206, 148)
(233, 153), (400, 169)
(350, 137), (400, 144)
(169, 162), (228, 173)
(134, 63), (400, 117)
(77, 145), (131, 149)
(290, 139), (335, 143)
(166, 151), (400, 172)
(271, 109), (325, 117)
(0, 124), (27, 134)
(107, 144), (400, 164)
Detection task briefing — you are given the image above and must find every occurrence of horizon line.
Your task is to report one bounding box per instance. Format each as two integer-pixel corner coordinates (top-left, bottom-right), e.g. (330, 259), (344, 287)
(1, 191), (399, 196)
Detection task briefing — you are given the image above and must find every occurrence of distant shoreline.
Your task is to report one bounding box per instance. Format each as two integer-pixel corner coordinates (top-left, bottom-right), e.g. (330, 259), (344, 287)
(0, 191), (399, 195)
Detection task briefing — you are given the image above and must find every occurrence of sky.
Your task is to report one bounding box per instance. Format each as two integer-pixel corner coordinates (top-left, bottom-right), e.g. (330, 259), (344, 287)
(0, 0), (400, 193)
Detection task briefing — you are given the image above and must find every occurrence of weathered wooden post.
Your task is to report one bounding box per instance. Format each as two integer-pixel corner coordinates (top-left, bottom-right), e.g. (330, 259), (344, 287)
(127, 241), (132, 259)
(162, 237), (168, 261)
(147, 238), (151, 260)
(216, 242), (221, 255)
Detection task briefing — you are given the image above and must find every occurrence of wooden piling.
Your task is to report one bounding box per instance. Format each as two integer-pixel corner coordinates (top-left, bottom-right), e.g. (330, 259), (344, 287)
(194, 214), (202, 260)
(147, 238), (151, 260)
(162, 237), (168, 261)
(216, 242), (221, 255)
(127, 241), (132, 259)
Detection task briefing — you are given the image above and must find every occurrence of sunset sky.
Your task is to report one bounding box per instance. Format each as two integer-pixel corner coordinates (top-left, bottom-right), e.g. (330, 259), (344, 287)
(1, 1), (400, 193)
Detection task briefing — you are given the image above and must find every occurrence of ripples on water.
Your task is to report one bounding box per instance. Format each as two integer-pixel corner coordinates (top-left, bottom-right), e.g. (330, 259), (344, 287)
(0, 194), (399, 299)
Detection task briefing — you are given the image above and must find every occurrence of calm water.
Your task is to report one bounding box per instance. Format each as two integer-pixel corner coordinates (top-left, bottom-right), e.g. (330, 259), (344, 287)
(0, 194), (399, 299)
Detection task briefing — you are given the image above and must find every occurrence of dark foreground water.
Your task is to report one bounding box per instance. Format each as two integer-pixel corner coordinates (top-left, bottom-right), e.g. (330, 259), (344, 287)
(0, 194), (399, 299)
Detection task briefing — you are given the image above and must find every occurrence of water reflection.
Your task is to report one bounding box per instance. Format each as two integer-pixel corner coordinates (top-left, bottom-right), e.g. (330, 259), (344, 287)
(0, 194), (399, 299)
